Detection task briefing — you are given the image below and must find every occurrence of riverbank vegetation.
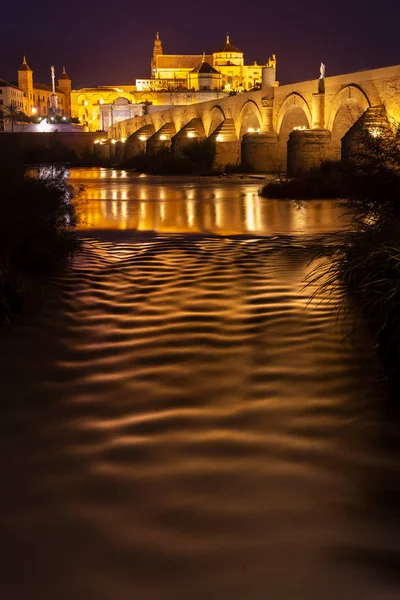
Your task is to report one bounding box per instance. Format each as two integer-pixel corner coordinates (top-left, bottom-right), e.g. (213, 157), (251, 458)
(309, 125), (400, 383)
(123, 139), (217, 174)
(259, 160), (352, 199)
(0, 153), (79, 324)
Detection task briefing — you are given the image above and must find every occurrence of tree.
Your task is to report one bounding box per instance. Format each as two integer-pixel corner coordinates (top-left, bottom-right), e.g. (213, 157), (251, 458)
(3, 102), (25, 132)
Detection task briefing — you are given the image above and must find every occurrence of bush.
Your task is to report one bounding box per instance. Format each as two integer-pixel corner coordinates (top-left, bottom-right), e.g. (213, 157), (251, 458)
(123, 139), (216, 174)
(308, 124), (400, 383)
(0, 152), (79, 323)
(259, 160), (352, 199)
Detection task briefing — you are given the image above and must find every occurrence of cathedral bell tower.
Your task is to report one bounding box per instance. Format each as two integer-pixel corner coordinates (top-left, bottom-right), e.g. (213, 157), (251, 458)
(151, 32), (163, 78)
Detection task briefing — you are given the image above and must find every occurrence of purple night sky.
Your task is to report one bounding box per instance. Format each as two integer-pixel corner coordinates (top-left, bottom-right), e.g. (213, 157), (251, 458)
(1, 0), (400, 89)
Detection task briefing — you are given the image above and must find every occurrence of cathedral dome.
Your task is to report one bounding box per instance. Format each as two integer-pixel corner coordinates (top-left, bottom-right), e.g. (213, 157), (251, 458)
(216, 35), (241, 54)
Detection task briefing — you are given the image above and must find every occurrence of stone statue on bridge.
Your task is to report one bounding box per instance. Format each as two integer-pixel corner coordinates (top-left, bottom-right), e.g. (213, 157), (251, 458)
(320, 62), (326, 79)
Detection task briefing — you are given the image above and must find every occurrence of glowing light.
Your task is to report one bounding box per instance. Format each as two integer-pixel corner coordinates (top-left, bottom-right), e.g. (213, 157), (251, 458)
(293, 126), (307, 131)
(139, 135), (146, 141)
(121, 137), (126, 143)
(247, 127), (255, 133)
(370, 127), (381, 138)
(50, 117), (54, 121)
(159, 134), (167, 140)
(187, 131), (195, 138)
(216, 134), (223, 142)
(111, 139), (117, 144)
(84, 100), (88, 106)
(37, 119), (52, 132)
(187, 199), (195, 227)
(63, 117), (67, 121)
(31, 107), (37, 114)
(99, 99), (104, 104)
(160, 202), (166, 222)
(94, 139), (101, 144)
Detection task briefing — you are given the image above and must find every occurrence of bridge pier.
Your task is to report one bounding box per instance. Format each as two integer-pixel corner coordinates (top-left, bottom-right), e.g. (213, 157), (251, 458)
(147, 122), (176, 156)
(115, 140), (125, 163)
(124, 124), (155, 162)
(241, 132), (279, 173)
(94, 140), (111, 161)
(172, 118), (206, 157)
(287, 129), (333, 176)
(210, 118), (240, 169)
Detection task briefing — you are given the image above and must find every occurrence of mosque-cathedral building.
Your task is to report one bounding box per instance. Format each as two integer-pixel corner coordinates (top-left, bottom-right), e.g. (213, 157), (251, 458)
(1, 34), (276, 132)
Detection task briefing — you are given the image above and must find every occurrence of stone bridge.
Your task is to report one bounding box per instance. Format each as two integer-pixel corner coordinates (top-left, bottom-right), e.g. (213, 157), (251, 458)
(106, 64), (400, 174)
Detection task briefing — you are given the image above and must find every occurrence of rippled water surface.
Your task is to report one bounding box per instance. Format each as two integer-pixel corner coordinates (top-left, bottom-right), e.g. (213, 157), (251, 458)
(1, 168), (400, 599)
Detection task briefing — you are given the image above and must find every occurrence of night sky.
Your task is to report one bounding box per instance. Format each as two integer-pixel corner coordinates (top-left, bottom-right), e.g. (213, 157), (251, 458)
(1, 0), (400, 89)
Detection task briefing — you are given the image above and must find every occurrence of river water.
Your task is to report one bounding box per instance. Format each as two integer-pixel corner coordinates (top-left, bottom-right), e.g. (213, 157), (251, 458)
(1, 168), (400, 599)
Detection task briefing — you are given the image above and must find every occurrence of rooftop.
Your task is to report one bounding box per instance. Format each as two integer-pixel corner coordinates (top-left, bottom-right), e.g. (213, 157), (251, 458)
(0, 79), (20, 89)
(191, 61), (220, 75)
(18, 56), (32, 72)
(216, 35), (241, 54)
(157, 55), (213, 69)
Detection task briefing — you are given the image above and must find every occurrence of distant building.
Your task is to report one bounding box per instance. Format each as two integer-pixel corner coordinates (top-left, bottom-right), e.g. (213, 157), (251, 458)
(150, 33), (276, 92)
(70, 34), (276, 132)
(0, 79), (25, 130)
(5, 35), (276, 132)
(16, 57), (71, 118)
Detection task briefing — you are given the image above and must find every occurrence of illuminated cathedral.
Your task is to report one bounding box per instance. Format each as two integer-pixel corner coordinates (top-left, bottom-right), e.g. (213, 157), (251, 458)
(136, 32), (276, 92)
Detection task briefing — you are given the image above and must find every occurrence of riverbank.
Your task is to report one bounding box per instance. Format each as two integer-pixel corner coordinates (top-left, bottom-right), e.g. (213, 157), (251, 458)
(258, 161), (350, 200)
(306, 133), (400, 384)
(0, 158), (79, 324)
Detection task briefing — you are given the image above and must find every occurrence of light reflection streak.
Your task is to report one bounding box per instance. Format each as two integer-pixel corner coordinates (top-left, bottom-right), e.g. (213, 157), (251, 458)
(215, 202), (223, 229)
(73, 171), (349, 235)
(245, 193), (257, 232)
(160, 202), (166, 222)
(187, 199), (195, 227)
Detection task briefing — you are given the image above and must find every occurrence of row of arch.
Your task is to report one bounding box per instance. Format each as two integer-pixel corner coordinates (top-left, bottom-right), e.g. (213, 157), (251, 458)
(111, 84), (373, 149)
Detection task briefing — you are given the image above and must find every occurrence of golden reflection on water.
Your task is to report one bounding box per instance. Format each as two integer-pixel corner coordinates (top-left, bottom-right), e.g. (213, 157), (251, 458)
(70, 168), (350, 236)
(1, 167), (397, 599)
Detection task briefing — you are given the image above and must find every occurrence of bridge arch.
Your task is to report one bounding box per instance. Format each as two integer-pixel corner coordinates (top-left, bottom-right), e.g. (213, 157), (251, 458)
(203, 105), (226, 137)
(237, 100), (263, 139)
(327, 85), (371, 156)
(277, 93), (312, 141)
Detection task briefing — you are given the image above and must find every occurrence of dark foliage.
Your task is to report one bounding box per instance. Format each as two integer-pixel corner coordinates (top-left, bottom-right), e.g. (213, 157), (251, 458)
(308, 124), (400, 382)
(0, 151), (79, 323)
(259, 160), (352, 199)
(123, 139), (216, 174)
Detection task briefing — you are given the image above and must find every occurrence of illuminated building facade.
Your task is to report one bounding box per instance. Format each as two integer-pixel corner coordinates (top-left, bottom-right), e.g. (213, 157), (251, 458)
(70, 87), (222, 132)
(16, 57), (71, 118)
(0, 79), (25, 130)
(149, 33), (277, 92)
(70, 35), (276, 132)
(5, 35), (276, 132)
